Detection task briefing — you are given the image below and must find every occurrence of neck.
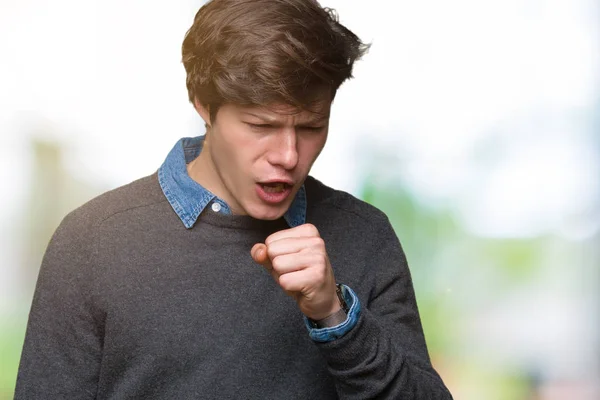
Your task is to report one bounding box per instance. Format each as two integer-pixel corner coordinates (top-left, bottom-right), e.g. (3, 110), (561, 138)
(186, 141), (244, 215)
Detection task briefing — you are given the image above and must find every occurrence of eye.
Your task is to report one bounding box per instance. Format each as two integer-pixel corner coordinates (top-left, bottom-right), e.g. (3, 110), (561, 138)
(300, 126), (325, 132)
(246, 123), (273, 130)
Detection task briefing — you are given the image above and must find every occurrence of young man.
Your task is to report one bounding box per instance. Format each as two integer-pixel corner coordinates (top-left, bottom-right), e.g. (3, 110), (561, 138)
(16, 0), (452, 398)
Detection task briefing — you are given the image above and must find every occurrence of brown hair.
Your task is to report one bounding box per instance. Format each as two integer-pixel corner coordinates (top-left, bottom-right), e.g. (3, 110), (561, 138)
(182, 0), (369, 121)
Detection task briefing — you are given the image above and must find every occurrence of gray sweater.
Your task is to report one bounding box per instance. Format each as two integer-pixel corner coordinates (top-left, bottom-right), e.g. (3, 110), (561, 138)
(15, 174), (452, 399)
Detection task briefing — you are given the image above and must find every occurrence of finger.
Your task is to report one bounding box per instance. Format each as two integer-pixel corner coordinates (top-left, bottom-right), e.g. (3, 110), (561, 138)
(251, 243), (283, 285)
(271, 252), (326, 275)
(251, 243), (271, 268)
(265, 223), (320, 245)
(266, 236), (324, 260)
(276, 267), (331, 295)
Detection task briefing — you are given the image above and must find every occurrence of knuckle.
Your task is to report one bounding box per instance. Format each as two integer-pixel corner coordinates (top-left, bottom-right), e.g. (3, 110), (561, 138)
(311, 236), (325, 248)
(278, 274), (291, 290)
(311, 252), (327, 267)
(303, 223), (319, 236)
(312, 269), (325, 285)
(265, 233), (277, 245)
(309, 259), (326, 278)
(266, 245), (277, 259)
(271, 255), (283, 271)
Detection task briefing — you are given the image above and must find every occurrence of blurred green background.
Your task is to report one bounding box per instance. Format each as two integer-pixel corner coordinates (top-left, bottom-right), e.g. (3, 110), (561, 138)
(1, 0), (599, 399)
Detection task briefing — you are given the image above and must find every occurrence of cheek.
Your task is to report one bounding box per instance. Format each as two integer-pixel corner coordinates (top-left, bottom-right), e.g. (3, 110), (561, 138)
(214, 126), (247, 160)
(213, 127), (262, 179)
(299, 136), (327, 168)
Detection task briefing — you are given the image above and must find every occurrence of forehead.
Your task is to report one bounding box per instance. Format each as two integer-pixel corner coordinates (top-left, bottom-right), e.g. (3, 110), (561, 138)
(238, 101), (331, 122)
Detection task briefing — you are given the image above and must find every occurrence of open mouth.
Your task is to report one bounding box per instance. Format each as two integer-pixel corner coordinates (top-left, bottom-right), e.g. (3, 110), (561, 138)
(259, 182), (292, 193)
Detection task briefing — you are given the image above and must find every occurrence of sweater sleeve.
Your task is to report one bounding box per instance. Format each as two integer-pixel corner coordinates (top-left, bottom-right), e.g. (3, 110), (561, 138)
(14, 212), (103, 399)
(316, 216), (453, 399)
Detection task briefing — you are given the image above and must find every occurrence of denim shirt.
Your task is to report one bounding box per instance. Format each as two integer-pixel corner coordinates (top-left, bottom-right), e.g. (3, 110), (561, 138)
(158, 136), (360, 342)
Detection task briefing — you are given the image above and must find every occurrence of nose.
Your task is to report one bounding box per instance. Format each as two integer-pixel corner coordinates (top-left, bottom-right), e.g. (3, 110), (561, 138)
(267, 128), (299, 170)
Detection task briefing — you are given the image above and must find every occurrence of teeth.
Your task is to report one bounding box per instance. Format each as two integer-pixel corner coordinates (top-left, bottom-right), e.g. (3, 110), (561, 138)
(263, 183), (286, 193)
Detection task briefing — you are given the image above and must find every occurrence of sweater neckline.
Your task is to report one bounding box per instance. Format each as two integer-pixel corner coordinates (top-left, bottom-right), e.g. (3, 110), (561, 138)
(187, 175), (326, 231)
(194, 207), (289, 231)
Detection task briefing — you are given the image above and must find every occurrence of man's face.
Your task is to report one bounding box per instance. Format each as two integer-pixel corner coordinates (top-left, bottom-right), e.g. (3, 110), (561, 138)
(192, 98), (331, 220)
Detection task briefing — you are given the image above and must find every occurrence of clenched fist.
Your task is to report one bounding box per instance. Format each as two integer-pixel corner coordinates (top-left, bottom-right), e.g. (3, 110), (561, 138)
(251, 223), (341, 321)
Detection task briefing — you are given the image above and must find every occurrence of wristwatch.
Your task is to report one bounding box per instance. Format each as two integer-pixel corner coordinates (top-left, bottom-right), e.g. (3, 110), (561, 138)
(309, 284), (349, 328)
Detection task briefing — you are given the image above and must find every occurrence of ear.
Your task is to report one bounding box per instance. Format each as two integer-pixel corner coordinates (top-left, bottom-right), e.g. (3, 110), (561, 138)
(193, 98), (211, 127)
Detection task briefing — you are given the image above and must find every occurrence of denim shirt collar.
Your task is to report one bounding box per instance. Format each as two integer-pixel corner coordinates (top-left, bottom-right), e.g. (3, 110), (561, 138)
(158, 136), (307, 229)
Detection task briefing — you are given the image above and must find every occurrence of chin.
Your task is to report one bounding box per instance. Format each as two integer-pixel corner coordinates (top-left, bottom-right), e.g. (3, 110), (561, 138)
(247, 204), (288, 221)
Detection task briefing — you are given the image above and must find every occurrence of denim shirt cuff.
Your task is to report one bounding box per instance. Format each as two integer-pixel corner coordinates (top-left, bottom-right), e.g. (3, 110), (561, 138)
(303, 284), (361, 343)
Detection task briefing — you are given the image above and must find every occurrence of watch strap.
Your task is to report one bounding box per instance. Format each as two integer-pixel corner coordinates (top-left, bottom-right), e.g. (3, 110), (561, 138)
(309, 284), (349, 328)
(311, 307), (348, 328)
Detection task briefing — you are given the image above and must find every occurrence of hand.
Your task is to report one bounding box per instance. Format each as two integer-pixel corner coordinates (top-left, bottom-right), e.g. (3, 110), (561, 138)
(251, 223), (341, 321)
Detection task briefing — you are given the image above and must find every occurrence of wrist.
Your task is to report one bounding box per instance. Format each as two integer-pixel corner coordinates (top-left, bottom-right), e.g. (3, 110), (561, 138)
(310, 307), (347, 328)
(308, 284), (349, 328)
(304, 284), (361, 343)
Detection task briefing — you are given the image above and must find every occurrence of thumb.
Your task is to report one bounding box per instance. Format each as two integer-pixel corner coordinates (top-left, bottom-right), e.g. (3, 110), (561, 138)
(251, 243), (292, 298)
(251, 243), (271, 268)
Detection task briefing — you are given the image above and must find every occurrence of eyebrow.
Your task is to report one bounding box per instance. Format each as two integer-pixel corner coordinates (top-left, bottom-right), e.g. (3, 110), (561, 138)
(241, 111), (330, 125)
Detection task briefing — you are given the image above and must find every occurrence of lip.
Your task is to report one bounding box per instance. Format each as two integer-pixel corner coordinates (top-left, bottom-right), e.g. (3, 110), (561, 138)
(255, 182), (294, 204)
(258, 179), (295, 186)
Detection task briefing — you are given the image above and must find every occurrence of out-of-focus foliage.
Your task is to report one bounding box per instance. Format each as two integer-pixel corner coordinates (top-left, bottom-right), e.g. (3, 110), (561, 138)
(361, 171), (599, 399)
